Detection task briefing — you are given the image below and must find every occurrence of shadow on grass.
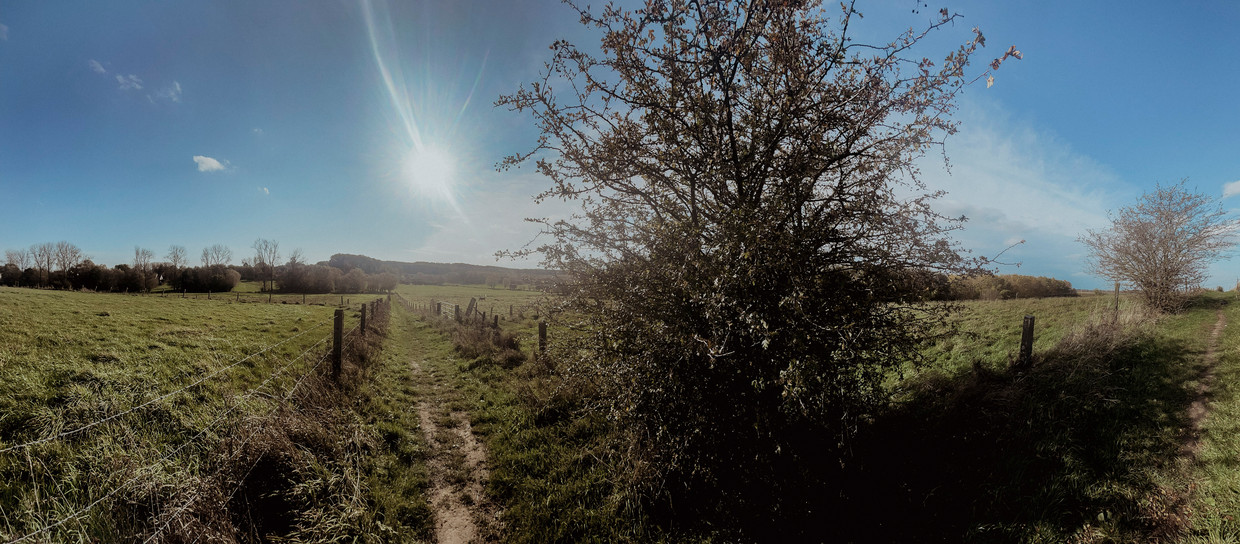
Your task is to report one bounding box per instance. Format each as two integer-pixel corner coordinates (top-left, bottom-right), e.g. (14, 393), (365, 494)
(814, 320), (1199, 543)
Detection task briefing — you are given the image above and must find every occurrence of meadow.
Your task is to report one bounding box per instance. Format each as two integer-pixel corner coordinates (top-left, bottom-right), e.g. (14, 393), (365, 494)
(0, 286), (377, 541)
(404, 287), (1240, 542)
(4, 283), (1240, 542)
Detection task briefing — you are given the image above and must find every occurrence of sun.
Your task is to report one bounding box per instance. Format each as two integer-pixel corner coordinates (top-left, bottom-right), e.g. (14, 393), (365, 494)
(402, 145), (457, 202)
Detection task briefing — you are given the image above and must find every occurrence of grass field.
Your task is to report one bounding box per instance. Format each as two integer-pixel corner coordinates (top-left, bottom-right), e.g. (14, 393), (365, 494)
(0, 286), (366, 541)
(400, 287), (1240, 542)
(5, 283), (1240, 542)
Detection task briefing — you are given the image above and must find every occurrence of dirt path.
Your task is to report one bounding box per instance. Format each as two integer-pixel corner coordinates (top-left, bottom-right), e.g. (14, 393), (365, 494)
(411, 358), (501, 543)
(1181, 308), (1227, 456)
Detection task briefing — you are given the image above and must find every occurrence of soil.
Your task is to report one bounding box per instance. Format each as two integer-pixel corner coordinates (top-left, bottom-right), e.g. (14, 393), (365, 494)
(411, 358), (501, 543)
(1180, 308), (1226, 456)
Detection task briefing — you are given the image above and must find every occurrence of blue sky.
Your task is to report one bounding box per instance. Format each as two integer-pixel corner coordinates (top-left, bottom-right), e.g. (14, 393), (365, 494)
(1, 1), (1238, 289)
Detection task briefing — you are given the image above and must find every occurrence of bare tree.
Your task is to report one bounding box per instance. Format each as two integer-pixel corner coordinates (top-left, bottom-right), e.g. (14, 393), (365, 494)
(166, 245), (187, 270)
(499, 0), (1019, 512)
(1080, 180), (1236, 312)
(53, 241), (84, 273)
(201, 244), (233, 267)
(287, 248), (304, 266)
(133, 246), (154, 271)
(5, 248), (31, 270)
(30, 242), (54, 287)
(252, 238), (280, 292)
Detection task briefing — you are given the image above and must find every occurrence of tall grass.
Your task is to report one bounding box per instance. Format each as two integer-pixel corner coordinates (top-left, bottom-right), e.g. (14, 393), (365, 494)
(0, 287), (412, 541)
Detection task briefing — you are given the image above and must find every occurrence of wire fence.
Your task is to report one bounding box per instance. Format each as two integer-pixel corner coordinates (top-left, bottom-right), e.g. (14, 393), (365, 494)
(0, 303), (384, 544)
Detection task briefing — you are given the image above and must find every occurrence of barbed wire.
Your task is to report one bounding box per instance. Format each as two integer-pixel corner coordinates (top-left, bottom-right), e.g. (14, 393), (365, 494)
(4, 306), (377, 543)
(142, 347), (334, 544)
(0, 318), (332, 456)
(4, 331), (335, 544)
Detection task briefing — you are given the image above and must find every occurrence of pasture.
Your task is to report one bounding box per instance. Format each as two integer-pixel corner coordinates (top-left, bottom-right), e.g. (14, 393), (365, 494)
(5, 284), (1240, 542)
(0, 287), (367, 541)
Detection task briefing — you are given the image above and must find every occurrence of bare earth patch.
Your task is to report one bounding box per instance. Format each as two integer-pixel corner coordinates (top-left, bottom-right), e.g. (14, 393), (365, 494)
(412, 359), (502, 543)
(1181, 309), (1226, 456)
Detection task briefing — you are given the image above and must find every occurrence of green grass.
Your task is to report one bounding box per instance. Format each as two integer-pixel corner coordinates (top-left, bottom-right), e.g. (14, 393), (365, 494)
(917, 293), (1141, 375)
(388, 289), (658, 542)
(404, 287), (1240, 542)
(835, 292), (1231, 542)
(395, 282), (546, 352)
(352, 302), (435, 542)
(0, 286), (356, 540)
(12, 282), (1239, 542)
(1179, 295), (1240, 542)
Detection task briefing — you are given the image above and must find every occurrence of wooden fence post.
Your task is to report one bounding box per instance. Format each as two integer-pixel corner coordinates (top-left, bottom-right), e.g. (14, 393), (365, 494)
(494, 315), (499, 328)
(333, 308), (344, 380)
(436, 302), (442, 316)
(538, 321), (547, 354)
(1017, 315), (1035, 369)
(361, 303), (368, 337)
(1113, 281), (1120, 321)
(455, 305), (461, 323)
(268, 292), (272, 303)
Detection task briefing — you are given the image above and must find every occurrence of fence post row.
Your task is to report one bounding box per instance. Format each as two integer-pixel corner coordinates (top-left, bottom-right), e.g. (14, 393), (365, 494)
(333, 308), (344, 380)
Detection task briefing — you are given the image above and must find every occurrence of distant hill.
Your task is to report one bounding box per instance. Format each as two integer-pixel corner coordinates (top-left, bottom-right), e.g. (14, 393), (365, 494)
(317, 254), (554, 286)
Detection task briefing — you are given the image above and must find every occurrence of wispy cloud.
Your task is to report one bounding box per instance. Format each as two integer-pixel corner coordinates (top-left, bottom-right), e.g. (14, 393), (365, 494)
(258, 186), (269, 195)
(252, 127), (263, 135)
(1222, 180), (1240, 198)
(0, 23), (8, 41)
(115, 74), (143, 91)
(155, 81), (182, 102)
(912, 99), (1129, 285)
(192, 155), (228, 172)
(88, 59), (106, 74)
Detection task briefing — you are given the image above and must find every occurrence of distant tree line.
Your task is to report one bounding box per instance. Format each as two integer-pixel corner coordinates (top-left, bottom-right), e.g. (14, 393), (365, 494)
(2, 241), (405, 295)
(906, 272), (1077, 301)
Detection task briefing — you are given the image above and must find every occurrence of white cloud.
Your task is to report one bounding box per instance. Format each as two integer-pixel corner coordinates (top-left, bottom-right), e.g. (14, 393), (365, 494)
(192, 155), (227, 172)
(252, 127), (263, 135)
(0, 23), (8, 41)
(155, 81), (182, 102)
(258, 186), (269, 195)
(88, 59), (106, 74)
(1222, 180), (1240, 198)
(116, 74), (143, 91)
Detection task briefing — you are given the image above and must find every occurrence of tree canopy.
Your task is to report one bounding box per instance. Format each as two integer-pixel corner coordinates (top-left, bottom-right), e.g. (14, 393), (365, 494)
(500, 0), (1017, 522)
(1081, 180), (1236, 312)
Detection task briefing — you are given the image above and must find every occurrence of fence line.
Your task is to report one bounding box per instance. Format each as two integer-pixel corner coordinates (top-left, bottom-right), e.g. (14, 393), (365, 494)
(4, 298), (383, 543)
(148, 322), (366, 543)
(0, 318), (333, 456)
(141, 346), (335, 544)
(6, 332), (337, 544)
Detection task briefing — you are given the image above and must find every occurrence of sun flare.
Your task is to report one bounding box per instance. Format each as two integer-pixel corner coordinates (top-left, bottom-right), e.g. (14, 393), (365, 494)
(402, 145), (456, 202)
